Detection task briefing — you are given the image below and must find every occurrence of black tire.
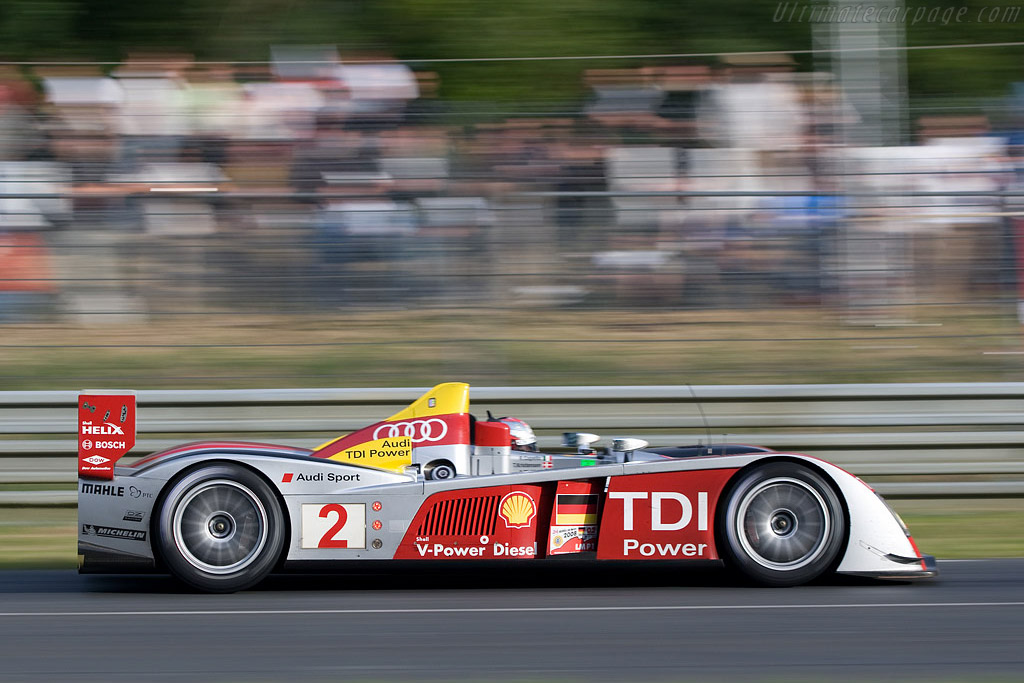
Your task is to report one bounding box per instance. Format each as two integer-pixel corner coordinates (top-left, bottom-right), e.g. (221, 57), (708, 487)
(424, 460), (456, 481)
(718, 462), (845, 587)
(156, 464), (285, 592)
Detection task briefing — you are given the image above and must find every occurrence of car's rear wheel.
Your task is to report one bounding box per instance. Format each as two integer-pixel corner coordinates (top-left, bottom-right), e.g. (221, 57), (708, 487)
(719, 462), (845, 587)
(156, 464), (285, 592)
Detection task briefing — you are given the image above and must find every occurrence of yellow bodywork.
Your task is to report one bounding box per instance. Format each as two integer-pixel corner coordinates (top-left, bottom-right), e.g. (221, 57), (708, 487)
(314, 383), (470, 474)
(385, 382), (470, 420)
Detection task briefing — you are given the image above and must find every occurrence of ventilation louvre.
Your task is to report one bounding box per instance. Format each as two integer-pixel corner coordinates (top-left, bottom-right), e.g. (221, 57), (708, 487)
(418, 494), (500, 536)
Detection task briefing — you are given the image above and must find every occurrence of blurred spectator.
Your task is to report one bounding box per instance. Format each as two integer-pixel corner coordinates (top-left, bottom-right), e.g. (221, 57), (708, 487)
(0, 47), (1018, 320)
(698, 57), (808, 150)
(0, 231), (57, 322)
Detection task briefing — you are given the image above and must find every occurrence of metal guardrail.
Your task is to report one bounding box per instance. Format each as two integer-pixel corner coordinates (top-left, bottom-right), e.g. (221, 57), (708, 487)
(2, 383), (1023, 505)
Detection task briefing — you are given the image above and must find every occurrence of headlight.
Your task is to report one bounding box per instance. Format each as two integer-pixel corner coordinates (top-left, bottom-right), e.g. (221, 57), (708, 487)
(875, 491), (910, 536)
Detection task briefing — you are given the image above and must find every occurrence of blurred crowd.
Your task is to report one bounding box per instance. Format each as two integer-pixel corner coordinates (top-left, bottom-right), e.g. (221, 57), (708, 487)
(0, 48), (1022, 321)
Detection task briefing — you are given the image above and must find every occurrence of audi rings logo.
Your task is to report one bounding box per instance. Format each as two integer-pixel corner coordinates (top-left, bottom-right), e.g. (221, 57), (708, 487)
(373, 418), (449, 442)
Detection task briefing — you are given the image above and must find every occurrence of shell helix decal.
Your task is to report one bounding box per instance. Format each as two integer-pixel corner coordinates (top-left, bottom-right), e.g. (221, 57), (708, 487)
(78, 394), (136, 480)
(328, 436), (413, 473)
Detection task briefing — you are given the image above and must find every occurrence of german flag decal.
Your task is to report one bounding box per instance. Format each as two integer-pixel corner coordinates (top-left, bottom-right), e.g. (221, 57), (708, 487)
(555, 494), (599, 525)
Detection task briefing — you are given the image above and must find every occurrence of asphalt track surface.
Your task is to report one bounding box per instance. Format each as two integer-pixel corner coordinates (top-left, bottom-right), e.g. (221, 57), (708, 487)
(1, 560), (1022, 682)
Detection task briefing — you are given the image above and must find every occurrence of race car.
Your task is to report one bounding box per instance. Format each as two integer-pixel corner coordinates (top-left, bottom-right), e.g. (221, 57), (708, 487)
(77, 382), (936, 592)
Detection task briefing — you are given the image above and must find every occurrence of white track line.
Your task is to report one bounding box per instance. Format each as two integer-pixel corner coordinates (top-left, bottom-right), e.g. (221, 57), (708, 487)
(1, 602), (1023, 618)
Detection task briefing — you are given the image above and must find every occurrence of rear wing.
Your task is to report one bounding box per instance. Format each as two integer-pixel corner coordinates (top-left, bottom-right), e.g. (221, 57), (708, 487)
(78, 393), (136, 480)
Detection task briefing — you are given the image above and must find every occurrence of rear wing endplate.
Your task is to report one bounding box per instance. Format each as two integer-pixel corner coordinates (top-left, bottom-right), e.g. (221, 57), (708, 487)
(78, 393), (136, 480)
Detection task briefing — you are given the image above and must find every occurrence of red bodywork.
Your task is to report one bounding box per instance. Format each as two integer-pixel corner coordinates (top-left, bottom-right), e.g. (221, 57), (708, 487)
(312, 413), (470, 459)
(395, 484), (552, 559)
(597, 469), (736, 560)
(395, 468), (740, 562)
(78, 394), (136, 480)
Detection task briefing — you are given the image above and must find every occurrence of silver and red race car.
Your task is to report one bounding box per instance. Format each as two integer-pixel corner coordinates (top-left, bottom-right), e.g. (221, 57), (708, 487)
(77, 382), (936, 592)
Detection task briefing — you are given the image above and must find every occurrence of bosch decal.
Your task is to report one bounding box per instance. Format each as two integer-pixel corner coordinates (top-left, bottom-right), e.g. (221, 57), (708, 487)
(85, 440), (127, 450)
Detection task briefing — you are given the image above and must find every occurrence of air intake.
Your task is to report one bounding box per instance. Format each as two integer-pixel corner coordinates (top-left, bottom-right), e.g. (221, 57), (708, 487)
(417, 494), (500, 536)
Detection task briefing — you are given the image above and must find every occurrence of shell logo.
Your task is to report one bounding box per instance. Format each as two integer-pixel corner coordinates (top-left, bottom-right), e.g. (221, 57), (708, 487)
(499, 491), (536, 529)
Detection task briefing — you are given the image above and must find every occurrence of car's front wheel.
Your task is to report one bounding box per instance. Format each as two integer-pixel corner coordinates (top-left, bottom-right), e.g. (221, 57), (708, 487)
(719, 462), (846, 587)
(156, 464), (285, 592)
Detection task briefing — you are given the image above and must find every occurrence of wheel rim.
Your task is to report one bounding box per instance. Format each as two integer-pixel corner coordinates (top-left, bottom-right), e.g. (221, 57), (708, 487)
(172, 479), (269, 575)
(735, 476), (831, 571)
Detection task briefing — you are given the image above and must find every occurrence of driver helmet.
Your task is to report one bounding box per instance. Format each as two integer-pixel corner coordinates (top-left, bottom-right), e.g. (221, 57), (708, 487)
(499, 417), (538, 452)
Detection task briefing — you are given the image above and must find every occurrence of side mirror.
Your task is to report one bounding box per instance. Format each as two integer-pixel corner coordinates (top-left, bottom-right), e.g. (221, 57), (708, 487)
(562, 432), (601, 449)
(612, 437), (649, 453)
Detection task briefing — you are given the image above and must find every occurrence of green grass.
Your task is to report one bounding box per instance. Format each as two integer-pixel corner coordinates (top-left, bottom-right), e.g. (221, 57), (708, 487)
(1, 500), (1020, 570)
(3, 305), (1024, 389)
(0, 508), (78, 569)
(893, 499), (1024, 559)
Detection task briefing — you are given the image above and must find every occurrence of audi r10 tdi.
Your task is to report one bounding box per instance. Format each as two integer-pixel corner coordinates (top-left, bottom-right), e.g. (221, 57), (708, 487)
(77, 382), (936, 592)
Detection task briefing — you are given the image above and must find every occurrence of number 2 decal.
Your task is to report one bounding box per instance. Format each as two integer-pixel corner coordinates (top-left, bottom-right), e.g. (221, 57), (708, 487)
(301, 503), (366, 549)
(318, 504), (349, 548)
